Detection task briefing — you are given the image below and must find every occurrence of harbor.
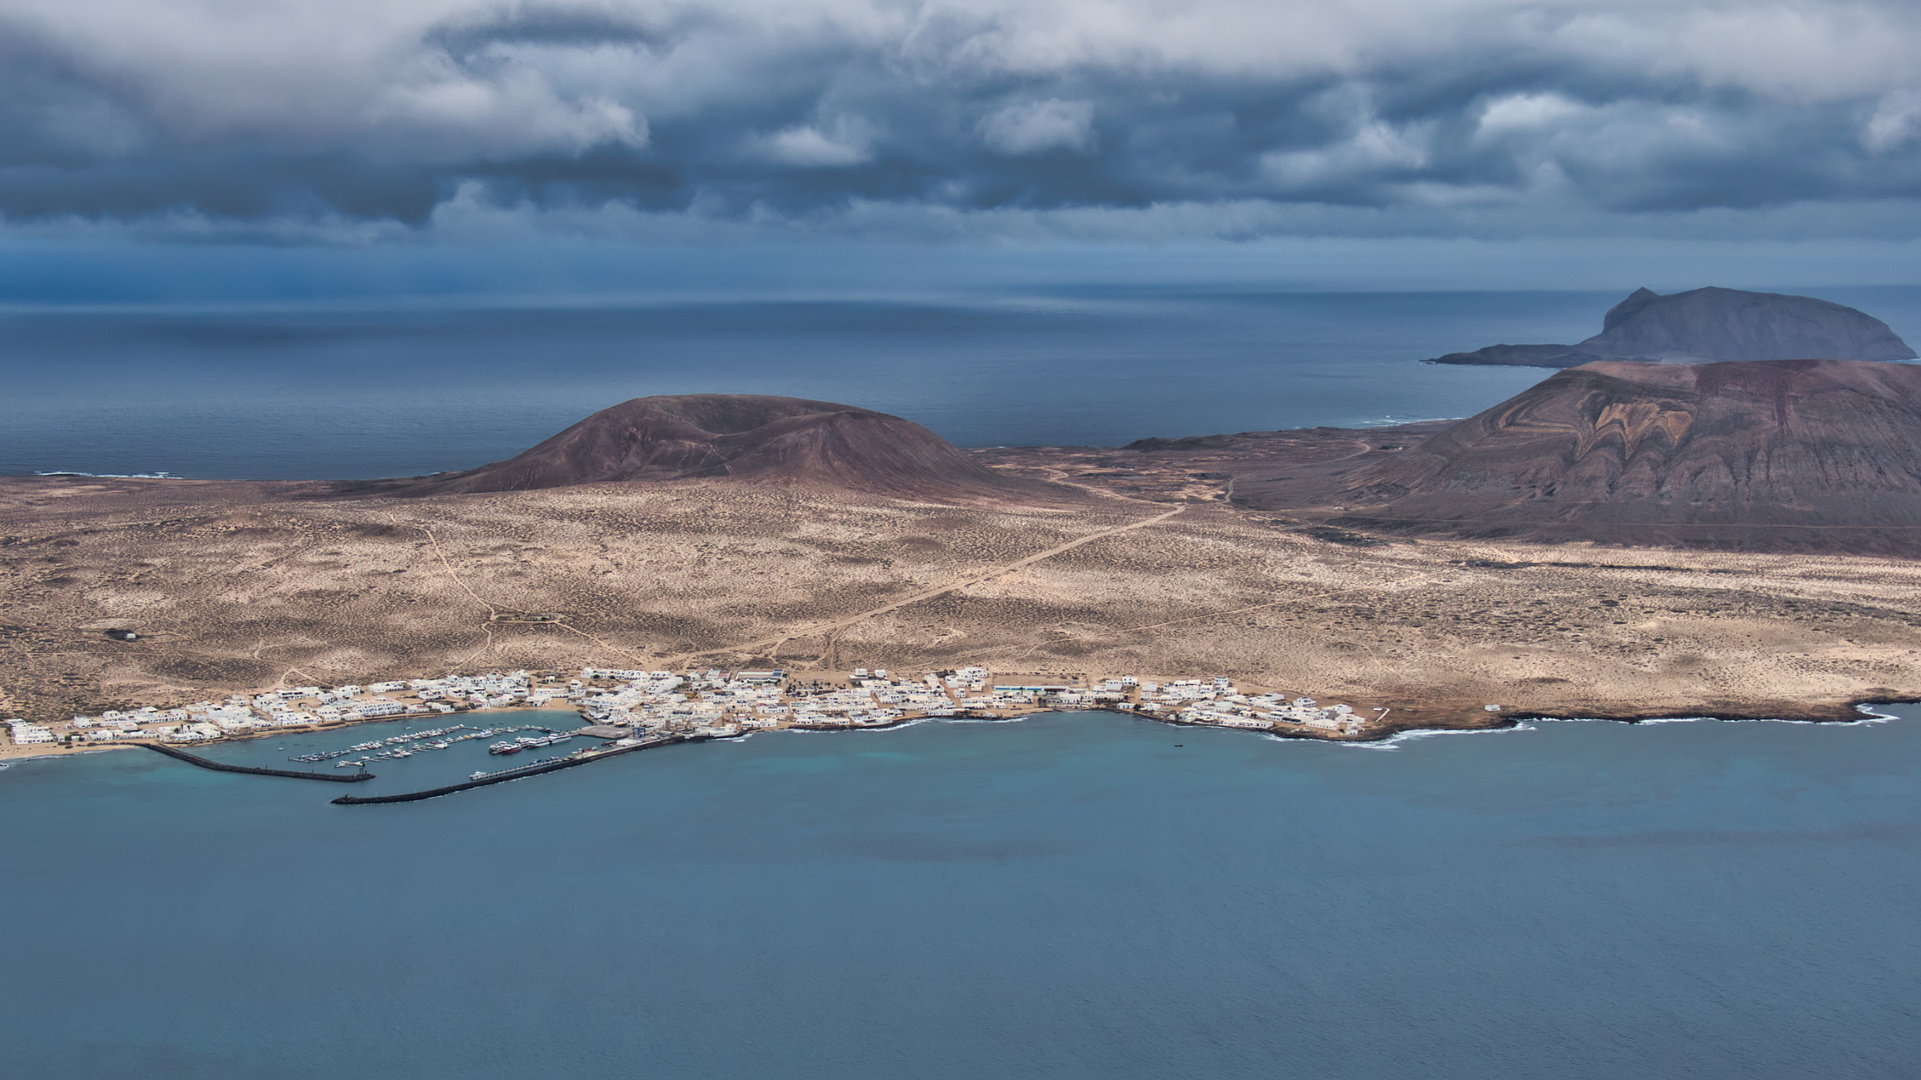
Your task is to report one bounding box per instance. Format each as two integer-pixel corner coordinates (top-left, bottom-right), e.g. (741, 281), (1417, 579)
(286, 723), (564, 765)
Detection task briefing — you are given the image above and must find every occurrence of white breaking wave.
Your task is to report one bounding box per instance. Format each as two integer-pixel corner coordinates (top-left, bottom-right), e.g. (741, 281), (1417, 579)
(1331, 720), (1539, 751)
(1322, 703), (1905, 752)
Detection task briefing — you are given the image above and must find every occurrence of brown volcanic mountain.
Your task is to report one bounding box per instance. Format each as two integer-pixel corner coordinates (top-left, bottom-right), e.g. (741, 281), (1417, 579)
(1330, 358), (1921, 551)
(366, 394), (1051, 502)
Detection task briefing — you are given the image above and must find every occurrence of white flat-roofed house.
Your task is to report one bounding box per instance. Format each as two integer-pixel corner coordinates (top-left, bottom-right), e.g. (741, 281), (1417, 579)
(7, 721), (55, 744)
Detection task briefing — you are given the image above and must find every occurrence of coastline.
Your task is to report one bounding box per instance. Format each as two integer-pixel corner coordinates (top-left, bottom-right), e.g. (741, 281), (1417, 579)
(0, 744), (133, 764)
(10, 694), (1907, 781)
(322, 701), (1919, 805)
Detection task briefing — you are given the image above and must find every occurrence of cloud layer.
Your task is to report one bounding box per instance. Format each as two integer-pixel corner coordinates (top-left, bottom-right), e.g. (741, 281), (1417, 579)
(6, 0), (1921, 238)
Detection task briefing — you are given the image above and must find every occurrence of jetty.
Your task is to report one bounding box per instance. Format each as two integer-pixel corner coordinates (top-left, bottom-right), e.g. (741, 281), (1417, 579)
(135, 741), (375, 782)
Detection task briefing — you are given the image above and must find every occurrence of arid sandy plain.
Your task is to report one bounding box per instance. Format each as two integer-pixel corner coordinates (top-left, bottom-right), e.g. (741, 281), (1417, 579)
(5, 444), (1920, 743)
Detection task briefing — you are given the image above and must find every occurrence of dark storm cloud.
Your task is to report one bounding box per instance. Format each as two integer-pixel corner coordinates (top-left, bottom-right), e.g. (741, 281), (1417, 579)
(5, 1), (1921, 237)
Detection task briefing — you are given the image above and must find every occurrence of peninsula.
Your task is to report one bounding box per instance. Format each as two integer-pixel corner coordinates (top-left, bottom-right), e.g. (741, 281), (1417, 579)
(1430, 286), (1916, 367)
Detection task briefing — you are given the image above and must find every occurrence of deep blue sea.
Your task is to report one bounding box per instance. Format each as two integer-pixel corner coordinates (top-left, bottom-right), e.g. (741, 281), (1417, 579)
(2, 708), (1917, 1079)
(7, 286), (1921, 479)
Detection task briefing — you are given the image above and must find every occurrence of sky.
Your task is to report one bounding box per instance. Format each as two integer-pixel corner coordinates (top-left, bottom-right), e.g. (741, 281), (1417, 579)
(6, 0), (1921, 301)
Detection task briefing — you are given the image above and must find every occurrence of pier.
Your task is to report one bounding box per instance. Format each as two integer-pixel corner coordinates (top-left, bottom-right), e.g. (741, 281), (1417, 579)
(136, 741), (376, 782)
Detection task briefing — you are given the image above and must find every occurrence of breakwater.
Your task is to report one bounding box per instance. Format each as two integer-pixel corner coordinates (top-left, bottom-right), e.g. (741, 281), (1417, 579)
(137, 741), (376, 782)
(332, 733), (709, 805)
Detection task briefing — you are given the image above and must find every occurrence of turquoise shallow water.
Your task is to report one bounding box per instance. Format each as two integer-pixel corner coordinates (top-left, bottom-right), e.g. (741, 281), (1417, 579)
(3, 708), (1918, 1079)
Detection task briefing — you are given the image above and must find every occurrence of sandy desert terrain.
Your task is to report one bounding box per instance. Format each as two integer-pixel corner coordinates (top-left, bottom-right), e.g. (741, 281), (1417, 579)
(4, 460), (1919, 738)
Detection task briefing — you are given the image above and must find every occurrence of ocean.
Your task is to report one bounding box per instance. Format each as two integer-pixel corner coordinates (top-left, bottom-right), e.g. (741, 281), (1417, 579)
(7, 286), (1921, 480)
(2, 708), (1917, 1079)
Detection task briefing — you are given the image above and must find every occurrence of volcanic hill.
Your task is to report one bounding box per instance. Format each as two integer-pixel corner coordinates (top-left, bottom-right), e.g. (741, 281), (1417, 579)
(1324, 358), (1921, 552)
(359, 394), (1056, 503)
(1431, 286), (1916, 367)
